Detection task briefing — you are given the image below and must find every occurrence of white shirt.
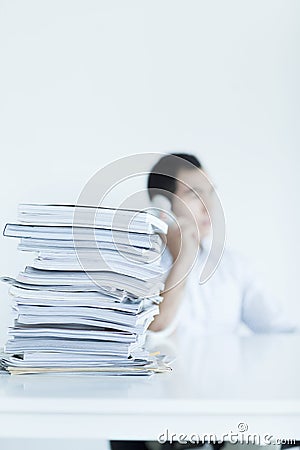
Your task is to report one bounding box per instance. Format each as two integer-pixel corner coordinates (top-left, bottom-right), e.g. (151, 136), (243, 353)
(148, 233), (298, 339)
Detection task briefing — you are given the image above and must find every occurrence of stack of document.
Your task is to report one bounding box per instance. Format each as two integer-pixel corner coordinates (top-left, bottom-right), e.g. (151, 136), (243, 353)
(0, 203), (171, 376)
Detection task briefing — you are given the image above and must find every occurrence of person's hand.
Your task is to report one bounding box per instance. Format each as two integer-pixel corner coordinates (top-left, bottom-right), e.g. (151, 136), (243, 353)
(165, 216), (201, 267)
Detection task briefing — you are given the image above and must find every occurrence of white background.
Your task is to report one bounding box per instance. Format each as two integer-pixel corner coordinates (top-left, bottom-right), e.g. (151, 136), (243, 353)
(0, 0), (299, 353)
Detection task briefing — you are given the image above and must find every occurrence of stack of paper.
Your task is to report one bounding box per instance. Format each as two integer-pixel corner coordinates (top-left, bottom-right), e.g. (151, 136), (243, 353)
(0, 203), (171, 376)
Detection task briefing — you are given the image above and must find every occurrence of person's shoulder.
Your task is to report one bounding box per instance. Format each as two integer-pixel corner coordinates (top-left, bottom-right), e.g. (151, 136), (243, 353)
(221, 243), (267, 292)
(219, 242), (254, 278)
(222, 243), (245, 262)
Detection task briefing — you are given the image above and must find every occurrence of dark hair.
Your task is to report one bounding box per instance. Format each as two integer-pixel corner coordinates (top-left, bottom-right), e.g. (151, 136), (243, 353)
(147, 152), (203, 201)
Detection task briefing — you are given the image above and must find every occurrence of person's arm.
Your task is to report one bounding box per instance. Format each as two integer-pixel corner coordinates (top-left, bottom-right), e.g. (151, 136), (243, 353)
(239, 255), (299, 333)
(148, 254), (191, 332)
(148, 216), (201, 333)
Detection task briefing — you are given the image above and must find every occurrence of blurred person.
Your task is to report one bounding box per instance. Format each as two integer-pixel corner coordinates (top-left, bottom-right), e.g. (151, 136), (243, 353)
(147, 153), (297, 337)
(110, 152), (298, 450)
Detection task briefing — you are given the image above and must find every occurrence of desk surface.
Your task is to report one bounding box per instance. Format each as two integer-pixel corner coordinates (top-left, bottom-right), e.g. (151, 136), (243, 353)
(0, 333), (299, 440)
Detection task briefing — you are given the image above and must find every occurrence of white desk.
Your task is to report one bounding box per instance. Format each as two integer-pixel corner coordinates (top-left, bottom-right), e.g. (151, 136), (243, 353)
(0, 333), (299, 441)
